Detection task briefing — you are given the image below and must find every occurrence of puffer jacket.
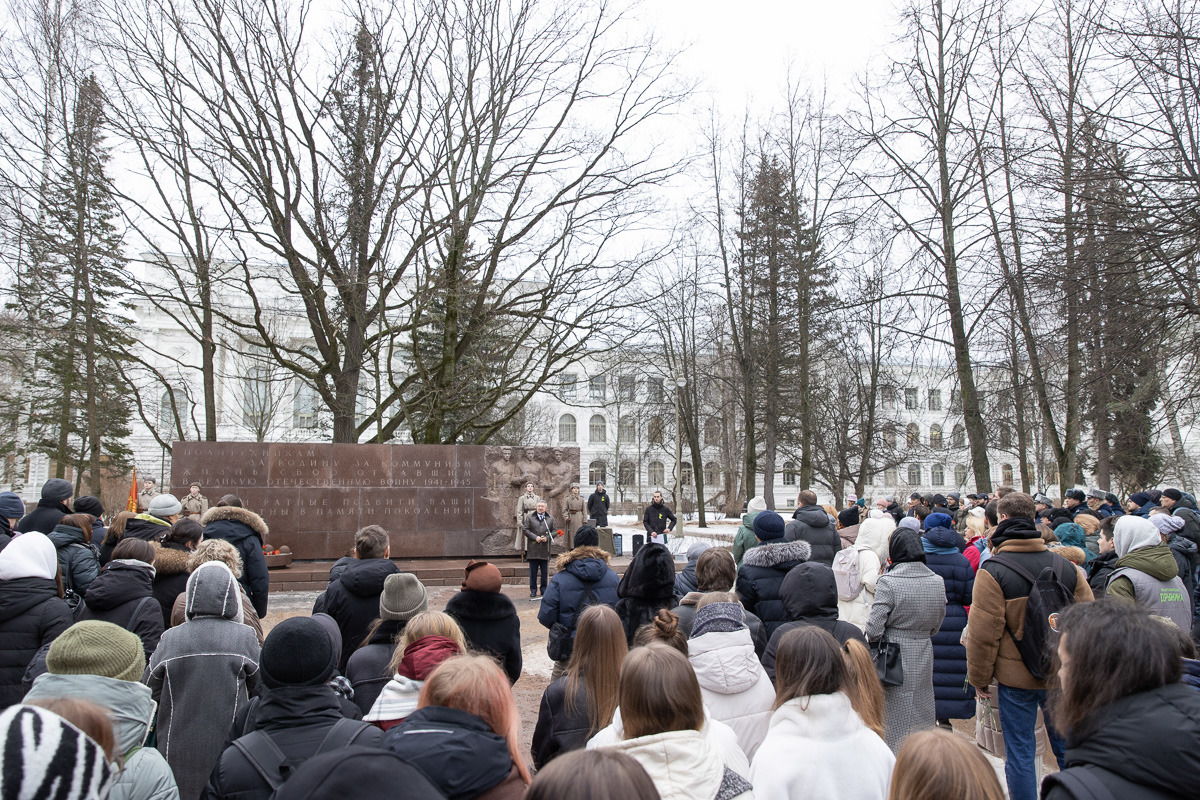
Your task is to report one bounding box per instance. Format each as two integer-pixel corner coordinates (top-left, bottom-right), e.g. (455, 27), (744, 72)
(837, 517), (890, 629)
(1041, 683), (1200, 800)
(762, 561), (867, 680)
(732, 512), (760, 566)
(531, 676), (590, 769)
(313, 558), (399, 670)
(445, 589), (522, 684)
(615, 543), (676, 645)
(675, 593), (768, 657)
(344, 619), (405, 714)
(364, 635), (461, 730)
(145, 562), (261, 800)
(124, 513), (172, 542)
(205, 684), (382, 800)
(151, 543), (192, 626)
(786, 505), (841, 566)
(595, 728), (752, 800)
(923, 525), (974, 721)
(1086, 549), (1118, 598)
(201, 506), (270, 617)
(736, 539), (812, 637)
(538, 546), (620, 648)
(0, 576), (72, 708)
(688, 627), (775, 760)
(77, 559), (164, 658)
(48, 522), (101, 597)
(26, 671), (179, 800)
(588, 708), (750, 779)
(384, 706), (526, 800)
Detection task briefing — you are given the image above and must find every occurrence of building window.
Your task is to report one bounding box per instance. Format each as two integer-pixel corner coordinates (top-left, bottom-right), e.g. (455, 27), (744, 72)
(560, 373), (578, 400)
(681, 461), (693, 486)
(884, 467), (898, 485)
(977, 391), (987, 414)
(159, 386), (192, 433)
(558, 413), (577, 443)
(954, 464), (968, 486)
(998, 424), (1013, 450)
(907, 463), (921, 485)
(881, 385), (896, 409)
(931, 464), (945, 486)
(589, 414), (607, 443)
(648, 416), (664, 445)
(648, 461), (665, 487)
(906, 423), (920, 448)
(929, 424), (943, 449)
(928, 389), (942, 411)
(648, 381), (664, 403)
(618, 460), (636, 487)
(905, 388), (918, 410)
(293, 382), (320, 430)
(950, 389), (961, 413)
(703, 417), (721, 447)
(882, 423), (896, 449)
(588, 460), (607, 485)
(782, 461), (797, 485)
(618, 416), (635, 444)
(589, 376), (606, 403)
(952, 423), (965, 449)
(705, 462), (720, 488)
(618, 375), (635, 402)
(1001, 463), (1014, 485)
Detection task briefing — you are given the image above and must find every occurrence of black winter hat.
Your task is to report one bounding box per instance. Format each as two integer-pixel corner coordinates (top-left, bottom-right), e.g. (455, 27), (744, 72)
(573, 525), (599, 548)
(273, 746), (444, 800)
(837, 507), (860, 528)
(931, 494), (947, 507)
(73, 496), (103, 517)
(752, 510), (786, 541)
(1163, 488), (1183, 502)
(260, 617), (336, 689)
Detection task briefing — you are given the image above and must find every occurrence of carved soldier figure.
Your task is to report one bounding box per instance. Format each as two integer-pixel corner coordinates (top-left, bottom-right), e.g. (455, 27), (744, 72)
(515, 447), (541, 491)
(513, 482), (542, 552)
(542, 447), (578, 524)
(181, 482), (209, 518)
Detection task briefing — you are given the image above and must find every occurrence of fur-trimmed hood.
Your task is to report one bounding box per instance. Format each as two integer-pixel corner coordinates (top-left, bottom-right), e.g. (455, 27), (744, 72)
(200, 505), (268, 541)
(741, 539), (811, 569)
(153, 543), (191, 577)
(555, 545), (611, 571)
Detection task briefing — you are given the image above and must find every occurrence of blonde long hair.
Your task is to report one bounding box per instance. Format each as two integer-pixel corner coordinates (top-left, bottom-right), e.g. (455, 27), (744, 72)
(889, 728), (1004, 800)
(419, 655), (532, 785)
(386, 611), (467, 674)
(564, 605), (626, 736)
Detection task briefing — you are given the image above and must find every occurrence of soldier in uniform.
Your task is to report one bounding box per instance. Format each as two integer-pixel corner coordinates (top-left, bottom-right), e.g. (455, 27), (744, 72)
(513, 482), (542, 552)
(563, 484), (586, 545)
(181, 482), (209, 518)
(138, 478), (160, 512)
(542, 448), (577, 529)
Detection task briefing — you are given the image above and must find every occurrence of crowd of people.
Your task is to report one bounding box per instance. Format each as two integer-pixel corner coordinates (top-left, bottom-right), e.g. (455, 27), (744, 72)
(0, 477), (1198, 799)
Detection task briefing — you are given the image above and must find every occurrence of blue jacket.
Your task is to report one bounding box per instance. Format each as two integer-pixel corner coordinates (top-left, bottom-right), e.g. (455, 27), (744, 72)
(923, 526), (975, 721)
(538, 546), (619, 639)
(201, 506), (270, 618)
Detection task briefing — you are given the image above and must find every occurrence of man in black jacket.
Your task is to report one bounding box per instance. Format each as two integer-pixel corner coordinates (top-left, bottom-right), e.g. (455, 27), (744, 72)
(313, 526), (399, 670)
(642, 491), (676, 544)
(785, 490), (841, 566)
(206, 617), (381, 799)
(586, 482), (610, 527)
(15, 478), (73, 534)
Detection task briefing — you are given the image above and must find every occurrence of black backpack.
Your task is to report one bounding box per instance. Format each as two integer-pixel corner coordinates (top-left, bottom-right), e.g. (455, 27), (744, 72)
(987, 553), (1077, 681)
(234, 718), (372, 792)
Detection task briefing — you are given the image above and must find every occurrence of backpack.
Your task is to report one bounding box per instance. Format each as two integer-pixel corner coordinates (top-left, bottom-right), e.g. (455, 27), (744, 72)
(986, 553), (1077, 682)
(235, 718), (372, 793)
(832, 545), (863, 601)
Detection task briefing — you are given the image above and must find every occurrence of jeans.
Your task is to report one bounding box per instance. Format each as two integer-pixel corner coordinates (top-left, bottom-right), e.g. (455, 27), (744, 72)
(528, 559), (548, 595)
(997, 684), (1066, 800)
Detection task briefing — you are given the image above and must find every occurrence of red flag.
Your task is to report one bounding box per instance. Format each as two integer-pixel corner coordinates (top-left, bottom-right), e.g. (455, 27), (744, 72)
(127, 468), (139, 513)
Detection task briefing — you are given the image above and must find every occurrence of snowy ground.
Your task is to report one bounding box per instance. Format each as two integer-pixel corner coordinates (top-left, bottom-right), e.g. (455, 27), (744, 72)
(604, 514), (738, 559)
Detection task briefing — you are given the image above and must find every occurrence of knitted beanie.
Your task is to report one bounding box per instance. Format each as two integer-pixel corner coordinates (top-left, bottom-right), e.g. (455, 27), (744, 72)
(573, 525), (599, 548)
(379, 573), (428, 621)
(691, 601), (747, 639)
(40, 478), (72, 502)
(72, 496), (103, 517)
(752, 510), (785, 541)
(1162, 488), (1183, 502)
(0, 705), (114, 800)
(0, 492), (24, 520)
(463, 561), (502, 593)
(260, 617), (336, 689)
(46, 621), (145, 683)
(923, 512), (954, 531)
(148, 494), (183, 518)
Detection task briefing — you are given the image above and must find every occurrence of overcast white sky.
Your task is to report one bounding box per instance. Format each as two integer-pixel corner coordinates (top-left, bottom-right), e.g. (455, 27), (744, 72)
(638, 0), (899, 112)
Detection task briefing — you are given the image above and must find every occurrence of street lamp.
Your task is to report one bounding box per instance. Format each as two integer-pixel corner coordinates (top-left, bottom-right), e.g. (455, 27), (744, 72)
(672, 376), (686, 512)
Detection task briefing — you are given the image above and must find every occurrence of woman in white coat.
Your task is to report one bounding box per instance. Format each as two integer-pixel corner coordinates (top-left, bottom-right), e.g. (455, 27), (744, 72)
(837, 513), (891, 630)
(588, 644), (752, 800)
(687, 594), (775, 759)
(751, 625), (894, 800)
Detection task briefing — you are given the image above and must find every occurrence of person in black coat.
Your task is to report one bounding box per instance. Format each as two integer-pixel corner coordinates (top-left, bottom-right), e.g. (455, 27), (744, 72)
(642, 491), (677, 544)
(14, 478), (72, 534)
(314, 526), (399, 671)
(206, 617), (383, 800)
(736, 510), (812, 638)
(0, 492), (24, 553)
(271, 747), (442, 800)
(614, 542), (676, 645)
(445, 562), (522, 684)
(151, 519), (202, 626)
(201, 501), (271, 617)
(76, 538), (164, 659)
(586, 483), (610, 528)
(786, 490), (841, 566)
(761, 561), (866, 680)
(1086, 524), (1119, 598)
(920, 514), (975, 723)
(537, 527), (620, 670)
(0, 532), (73, 708)
(345, 573), (428, 715)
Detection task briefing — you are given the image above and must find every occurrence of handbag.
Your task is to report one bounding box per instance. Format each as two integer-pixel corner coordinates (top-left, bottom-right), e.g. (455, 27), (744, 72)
(870, 638), (904, 687)
(546, 622), (572, 662)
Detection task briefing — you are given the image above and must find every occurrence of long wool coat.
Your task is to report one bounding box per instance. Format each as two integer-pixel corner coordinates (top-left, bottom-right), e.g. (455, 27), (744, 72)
(865, 561), (947, 751)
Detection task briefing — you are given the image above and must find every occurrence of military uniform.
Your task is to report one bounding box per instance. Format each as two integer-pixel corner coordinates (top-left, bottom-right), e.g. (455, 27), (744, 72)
(563, 494), (586, 538)
(181, 492), (209, 518)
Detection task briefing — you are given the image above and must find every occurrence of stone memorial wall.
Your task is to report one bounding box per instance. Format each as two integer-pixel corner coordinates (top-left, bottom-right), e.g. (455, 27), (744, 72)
(170, 442), (581, 559)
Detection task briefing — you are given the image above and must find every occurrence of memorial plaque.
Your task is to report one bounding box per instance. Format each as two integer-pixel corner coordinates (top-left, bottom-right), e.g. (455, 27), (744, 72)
(170, 442), (580, 559)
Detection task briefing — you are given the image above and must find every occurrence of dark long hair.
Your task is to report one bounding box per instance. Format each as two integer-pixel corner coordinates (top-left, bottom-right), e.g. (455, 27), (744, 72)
(527, 749), (660, 800)
(1051, 599), (1181, 738)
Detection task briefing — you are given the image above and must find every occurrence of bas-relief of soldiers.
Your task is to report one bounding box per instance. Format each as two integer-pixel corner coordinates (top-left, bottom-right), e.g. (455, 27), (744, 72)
(484, 445), (578, 555)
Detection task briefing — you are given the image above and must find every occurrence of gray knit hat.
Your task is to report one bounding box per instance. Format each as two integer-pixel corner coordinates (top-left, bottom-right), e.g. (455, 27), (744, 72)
(379, 572), (428, 621)
(690, 601), (747, 639)
(148, 493), (183, 518)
